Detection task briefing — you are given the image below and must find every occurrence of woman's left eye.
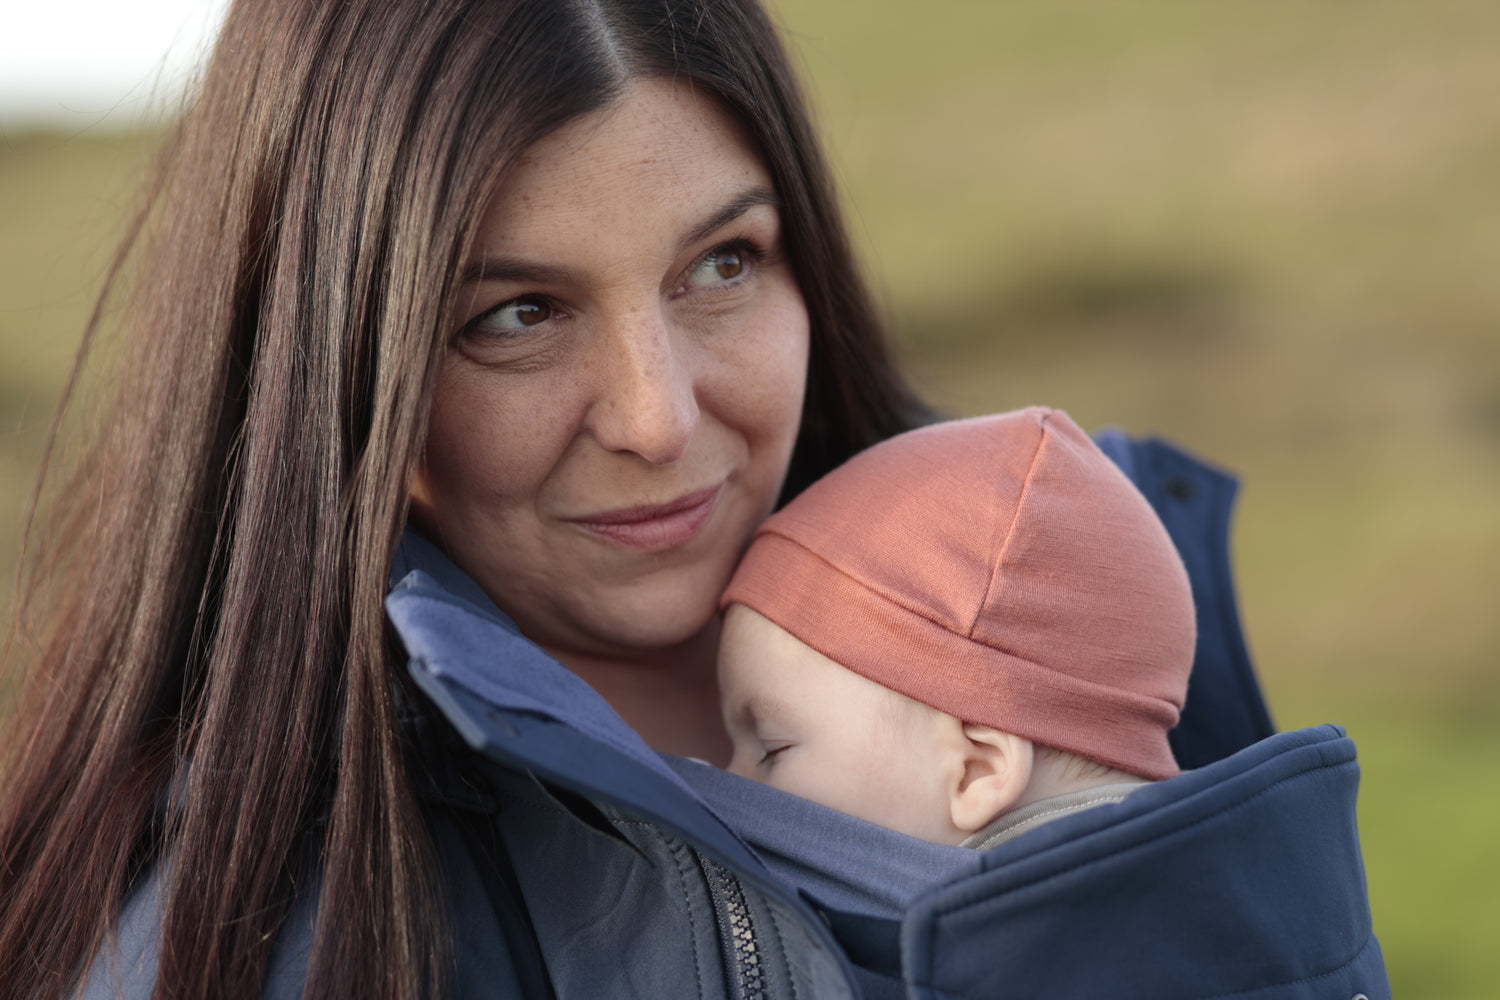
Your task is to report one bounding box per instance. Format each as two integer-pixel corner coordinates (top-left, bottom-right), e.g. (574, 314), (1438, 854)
(680, 240), (762, 291)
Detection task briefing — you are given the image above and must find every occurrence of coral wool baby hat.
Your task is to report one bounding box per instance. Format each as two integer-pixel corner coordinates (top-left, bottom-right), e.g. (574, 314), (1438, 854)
(722, 407), (1195, 780)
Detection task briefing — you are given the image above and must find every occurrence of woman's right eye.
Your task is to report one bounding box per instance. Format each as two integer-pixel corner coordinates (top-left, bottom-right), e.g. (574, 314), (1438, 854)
(469, 294), (553, 335)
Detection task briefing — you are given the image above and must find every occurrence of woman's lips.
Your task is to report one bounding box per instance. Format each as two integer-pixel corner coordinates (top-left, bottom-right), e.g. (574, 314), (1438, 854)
(568, 484), (724, 551)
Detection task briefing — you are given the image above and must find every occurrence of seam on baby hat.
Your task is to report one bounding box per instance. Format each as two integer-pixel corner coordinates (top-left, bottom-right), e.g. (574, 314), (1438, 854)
(968, 409), (1052, 642)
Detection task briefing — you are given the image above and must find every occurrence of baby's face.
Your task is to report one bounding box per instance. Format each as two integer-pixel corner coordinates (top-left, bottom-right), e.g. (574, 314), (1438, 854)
(717, 604), (965, 843)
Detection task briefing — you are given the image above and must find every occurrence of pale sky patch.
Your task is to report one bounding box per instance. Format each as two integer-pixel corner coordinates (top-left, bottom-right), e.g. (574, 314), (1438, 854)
(0, 0), (231, 126)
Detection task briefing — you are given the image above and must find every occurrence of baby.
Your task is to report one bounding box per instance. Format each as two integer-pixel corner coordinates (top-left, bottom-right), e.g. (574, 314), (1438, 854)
(717, 406), (1196, 848)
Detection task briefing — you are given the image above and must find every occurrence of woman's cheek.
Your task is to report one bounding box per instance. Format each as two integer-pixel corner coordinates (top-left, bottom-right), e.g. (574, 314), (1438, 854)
(726, 294), (810, 445)
(415, 364), (576, 521)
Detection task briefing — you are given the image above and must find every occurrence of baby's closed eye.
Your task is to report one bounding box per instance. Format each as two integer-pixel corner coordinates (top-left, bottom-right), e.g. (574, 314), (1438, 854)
(757, 741), (794, 766)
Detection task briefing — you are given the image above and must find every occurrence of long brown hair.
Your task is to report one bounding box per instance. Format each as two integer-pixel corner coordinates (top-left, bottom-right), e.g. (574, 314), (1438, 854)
(0, 1), (922, 997)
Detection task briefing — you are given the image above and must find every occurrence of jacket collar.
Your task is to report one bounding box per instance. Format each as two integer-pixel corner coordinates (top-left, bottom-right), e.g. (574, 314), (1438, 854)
(387, 528), (708, 804)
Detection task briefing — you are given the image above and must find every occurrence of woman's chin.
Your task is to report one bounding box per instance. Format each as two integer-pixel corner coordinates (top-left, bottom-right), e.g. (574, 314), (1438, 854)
(537, 579), (726, 665)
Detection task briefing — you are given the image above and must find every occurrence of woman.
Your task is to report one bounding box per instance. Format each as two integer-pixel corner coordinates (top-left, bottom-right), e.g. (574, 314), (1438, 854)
(0, 0), (1299, 998)
(0, 1), (919, 996)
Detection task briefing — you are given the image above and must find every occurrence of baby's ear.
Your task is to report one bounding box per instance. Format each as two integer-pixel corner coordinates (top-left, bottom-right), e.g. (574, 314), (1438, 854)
(948, 724), (1034, 834)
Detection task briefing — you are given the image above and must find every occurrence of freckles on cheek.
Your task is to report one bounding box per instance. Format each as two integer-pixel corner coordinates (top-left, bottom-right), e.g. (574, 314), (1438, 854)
(724, 309), (810, 432)
(422, 373), (534, 501)
(771, 299), (812, 389)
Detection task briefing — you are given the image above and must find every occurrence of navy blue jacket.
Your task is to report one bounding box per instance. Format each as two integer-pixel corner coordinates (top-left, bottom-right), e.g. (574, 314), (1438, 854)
(80, 436), (1389, 998)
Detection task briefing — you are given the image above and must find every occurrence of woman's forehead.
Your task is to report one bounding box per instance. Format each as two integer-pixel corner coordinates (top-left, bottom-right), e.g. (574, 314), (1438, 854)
(474, 78), (772, 251)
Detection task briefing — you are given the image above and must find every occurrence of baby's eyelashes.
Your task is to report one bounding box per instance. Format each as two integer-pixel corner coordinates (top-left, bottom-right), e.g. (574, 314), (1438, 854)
(757, 741), (794, 767)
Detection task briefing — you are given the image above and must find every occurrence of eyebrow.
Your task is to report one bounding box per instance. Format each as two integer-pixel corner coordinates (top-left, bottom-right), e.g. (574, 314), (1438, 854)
(459, 185), (782, 286)
(734, 690), (793, 730)
(678, 186), (781, 251)
(459, 256), (576, 287)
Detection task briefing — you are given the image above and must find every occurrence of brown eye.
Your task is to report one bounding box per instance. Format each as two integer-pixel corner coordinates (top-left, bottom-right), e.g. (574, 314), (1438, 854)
(683, 242), (758, 290)
(513, 300), (550, 326)
(473, 295), (552, 334)
(714, 250), (744, 280)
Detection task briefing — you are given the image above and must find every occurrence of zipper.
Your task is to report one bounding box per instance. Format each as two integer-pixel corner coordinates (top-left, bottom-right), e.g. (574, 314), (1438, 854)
(699, 853), (774, 1000)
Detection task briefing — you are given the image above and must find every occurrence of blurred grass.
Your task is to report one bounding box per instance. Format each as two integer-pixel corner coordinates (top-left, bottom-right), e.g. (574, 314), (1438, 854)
(4, 1), (1499, 994)
(0, 128), (156, 624)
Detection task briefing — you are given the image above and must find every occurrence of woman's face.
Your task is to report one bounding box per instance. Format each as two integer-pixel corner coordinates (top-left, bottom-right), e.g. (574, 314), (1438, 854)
(411, 78), (809, 661)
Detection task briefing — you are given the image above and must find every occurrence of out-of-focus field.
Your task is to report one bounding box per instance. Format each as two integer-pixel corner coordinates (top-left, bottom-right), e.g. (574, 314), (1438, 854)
(2, 0), (1497, 994)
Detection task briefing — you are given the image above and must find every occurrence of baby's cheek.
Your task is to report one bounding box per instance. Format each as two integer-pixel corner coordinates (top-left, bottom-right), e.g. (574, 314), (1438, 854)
(723, 742), (759, 780)
(772, 758), (854, 813)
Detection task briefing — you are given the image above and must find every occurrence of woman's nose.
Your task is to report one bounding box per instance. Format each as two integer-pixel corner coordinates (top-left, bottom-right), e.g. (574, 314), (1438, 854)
(586, 307), (700, 465)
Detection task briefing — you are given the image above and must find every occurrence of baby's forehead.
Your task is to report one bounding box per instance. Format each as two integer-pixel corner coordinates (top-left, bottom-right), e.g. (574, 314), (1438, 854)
(717, 606), (817, 714)
(718, 603), (940, 723)
(718, 603), (798, 659)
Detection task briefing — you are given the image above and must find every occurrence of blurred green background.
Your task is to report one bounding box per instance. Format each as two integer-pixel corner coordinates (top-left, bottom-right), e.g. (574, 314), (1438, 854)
(2, 0), (1497, 994)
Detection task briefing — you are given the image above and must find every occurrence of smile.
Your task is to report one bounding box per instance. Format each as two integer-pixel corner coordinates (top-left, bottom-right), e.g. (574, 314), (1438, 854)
(568, 484), (725, 552)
